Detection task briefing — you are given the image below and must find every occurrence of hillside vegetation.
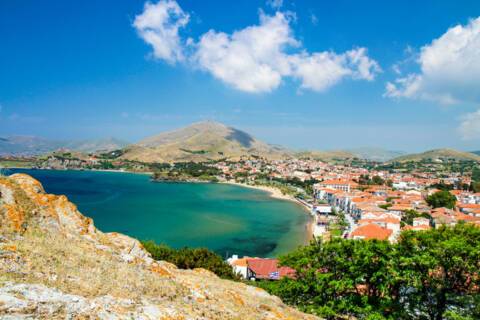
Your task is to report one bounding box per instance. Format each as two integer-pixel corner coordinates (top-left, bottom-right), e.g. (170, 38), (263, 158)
(389, 148), (480, 163)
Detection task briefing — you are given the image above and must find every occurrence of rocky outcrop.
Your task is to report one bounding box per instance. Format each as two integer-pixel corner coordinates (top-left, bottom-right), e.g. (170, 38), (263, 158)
(0, 173), (317, 319)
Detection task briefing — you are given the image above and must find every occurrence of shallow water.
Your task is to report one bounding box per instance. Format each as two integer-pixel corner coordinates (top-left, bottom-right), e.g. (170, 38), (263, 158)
(10, 169), (310, 257)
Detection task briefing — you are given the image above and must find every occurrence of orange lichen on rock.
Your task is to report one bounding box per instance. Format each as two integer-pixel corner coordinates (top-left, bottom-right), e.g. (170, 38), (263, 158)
(151, 264), (174, 277)
(4, 203), (25, 232)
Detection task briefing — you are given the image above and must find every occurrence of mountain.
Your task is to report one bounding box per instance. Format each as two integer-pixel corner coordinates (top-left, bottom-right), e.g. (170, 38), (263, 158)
(296, 150), (356, 162)
(121, 121), (292, 162)
(63, 137), (129, 153)
(0, 173), (315, 319)
(0, 136), (128, 156)
(0, 135), (63, 156)
(347, 147), (406, 162)
(471, 151), (480, 156)
(389, 148), (480, 163)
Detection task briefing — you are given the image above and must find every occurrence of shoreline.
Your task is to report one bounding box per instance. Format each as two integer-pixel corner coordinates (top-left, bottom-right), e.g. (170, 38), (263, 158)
(7, 167), (315, 243)
(222, 181), (315, 243)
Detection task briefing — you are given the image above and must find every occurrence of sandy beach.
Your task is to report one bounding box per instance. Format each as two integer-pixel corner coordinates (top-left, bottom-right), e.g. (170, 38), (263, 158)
(223, 181), (315, 242)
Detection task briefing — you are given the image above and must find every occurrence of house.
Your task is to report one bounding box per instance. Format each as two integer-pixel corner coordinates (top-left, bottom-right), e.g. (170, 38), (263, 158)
(350, 223), (393, 241)
(315, 179), (358, 192)
(245, 258), (295, 281)
(227, 256), (295, 280)
(227, 255), (249, 279)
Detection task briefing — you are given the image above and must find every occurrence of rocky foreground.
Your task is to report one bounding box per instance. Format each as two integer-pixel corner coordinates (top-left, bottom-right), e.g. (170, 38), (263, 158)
(0, 173), (317, 319)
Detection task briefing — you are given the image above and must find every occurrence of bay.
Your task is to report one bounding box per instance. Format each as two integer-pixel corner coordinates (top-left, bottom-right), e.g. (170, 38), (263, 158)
(9, 169), (310, 257)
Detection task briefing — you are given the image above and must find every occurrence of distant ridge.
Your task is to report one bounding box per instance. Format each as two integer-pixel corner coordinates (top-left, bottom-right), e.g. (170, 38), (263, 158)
(471, 150), (480, 156)
(120, 121), (292, 162)
(388, 148), (480, 163)
(0, 136), (128, 156)
(296, 150), (356, 161)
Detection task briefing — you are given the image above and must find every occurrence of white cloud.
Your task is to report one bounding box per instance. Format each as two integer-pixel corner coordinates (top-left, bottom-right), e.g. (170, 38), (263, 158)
(133, 0), (189, 64)
(385, 17), (480, 105)
(310, 13), (318, 26)
(459, 109), (480, 140)
(289, 48), (380, 92)
(194, 11), (379, 93)
(267, 0), (283, 9)
(135, 1), (380, 93)
(194, 12), (297, 93)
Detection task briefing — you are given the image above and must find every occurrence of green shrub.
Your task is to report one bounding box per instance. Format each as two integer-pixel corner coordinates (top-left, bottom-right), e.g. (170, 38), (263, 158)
(142, 241), (238, 280)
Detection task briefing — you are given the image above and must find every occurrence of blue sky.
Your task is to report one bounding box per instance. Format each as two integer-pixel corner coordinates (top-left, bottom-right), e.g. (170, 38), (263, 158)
(1, 0), (480, 152)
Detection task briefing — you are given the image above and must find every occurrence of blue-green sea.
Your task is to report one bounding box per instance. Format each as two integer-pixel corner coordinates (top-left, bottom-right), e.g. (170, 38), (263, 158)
(9, 169), (310, 257)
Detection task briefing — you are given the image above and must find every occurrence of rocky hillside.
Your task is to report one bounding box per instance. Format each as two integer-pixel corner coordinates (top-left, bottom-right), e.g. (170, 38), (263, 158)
(120, 121), (291, 163)
(0, 173), (316, 319)
(388, 148), (480, 163)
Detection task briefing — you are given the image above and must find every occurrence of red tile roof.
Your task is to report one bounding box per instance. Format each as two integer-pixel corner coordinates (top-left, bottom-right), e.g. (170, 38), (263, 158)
(350, 223), (393, 241)
(247, 258), (295, 280)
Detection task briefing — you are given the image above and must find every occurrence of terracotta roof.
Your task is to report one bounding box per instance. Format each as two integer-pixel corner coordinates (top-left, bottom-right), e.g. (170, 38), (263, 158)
(403, 224), (431, 231)
(231, 258), (248, 267)
(247, 258), (295, 280)
(350, 223), (392, 241)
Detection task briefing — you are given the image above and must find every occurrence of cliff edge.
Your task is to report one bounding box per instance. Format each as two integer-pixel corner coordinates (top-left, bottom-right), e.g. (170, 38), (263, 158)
(0, 173), (317, 319)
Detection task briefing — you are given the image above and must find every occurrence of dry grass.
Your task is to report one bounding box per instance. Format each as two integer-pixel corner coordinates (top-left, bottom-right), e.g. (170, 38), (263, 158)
(6, 227), (188, 301)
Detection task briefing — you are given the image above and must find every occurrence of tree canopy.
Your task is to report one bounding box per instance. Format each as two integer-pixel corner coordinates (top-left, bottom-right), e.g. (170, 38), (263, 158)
(257, 223), (480, 320)
(426, 190), (457, 209)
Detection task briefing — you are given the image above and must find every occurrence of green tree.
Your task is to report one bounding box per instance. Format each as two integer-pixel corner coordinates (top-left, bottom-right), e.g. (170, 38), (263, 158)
(396, 223), (480, 320)
(401, 209), (431, 226)
(142, 241), (238, 280)
(258, 238), (399, 318)
(257, 224), (480, 320)
(426, 190), (457, 209)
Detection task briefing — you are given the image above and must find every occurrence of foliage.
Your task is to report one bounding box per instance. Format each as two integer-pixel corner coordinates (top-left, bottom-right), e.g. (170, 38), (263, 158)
(401, 209), (431, 226)
(257, 224), (480, 320)
(358, 174), (385, 186)
(152, 162), (221, 182)
(142, 241), (238, 280)
(426, 190), (457, 209)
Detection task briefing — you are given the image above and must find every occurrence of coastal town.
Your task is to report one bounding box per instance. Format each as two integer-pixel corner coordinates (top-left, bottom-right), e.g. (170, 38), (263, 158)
(212, 157), (480, 280)
(4, 151), (479, 282)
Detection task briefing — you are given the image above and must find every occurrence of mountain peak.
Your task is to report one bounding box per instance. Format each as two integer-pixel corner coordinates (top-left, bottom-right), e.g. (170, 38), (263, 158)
(124, 122), (289, 162)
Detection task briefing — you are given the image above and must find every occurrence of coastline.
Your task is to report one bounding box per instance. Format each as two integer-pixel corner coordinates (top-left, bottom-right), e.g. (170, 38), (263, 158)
(7, 167), (315, 244)
(222, 181), (314, 242)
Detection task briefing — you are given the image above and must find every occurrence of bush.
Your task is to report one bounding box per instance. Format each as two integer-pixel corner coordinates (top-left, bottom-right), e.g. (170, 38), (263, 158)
(142, 241), (238, 280)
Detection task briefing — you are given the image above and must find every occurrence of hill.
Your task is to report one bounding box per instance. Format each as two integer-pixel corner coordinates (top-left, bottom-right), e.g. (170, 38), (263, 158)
(296, 150), (356, 162)
(0, 136), (128, 156)
(0, 135), (63, 156)
(346, 147), (406, 162)
(0, 173), (315, 319)
(389, 148), (480, 163)
(63, 137), (129, 153)
(121, 121), (291, 162)
(471, 150), (480, 156)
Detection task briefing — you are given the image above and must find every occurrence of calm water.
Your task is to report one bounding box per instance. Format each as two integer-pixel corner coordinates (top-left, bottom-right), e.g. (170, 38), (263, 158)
(10, 169), (310, 257)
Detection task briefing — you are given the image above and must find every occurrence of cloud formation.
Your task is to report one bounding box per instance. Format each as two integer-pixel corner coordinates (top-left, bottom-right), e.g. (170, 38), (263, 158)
(134, 1), (380, 93)
(459, 109), (480, 140)
(133, 0), (189, 64)
(385, 17), (480, 105)
(266, 0), (283, 9)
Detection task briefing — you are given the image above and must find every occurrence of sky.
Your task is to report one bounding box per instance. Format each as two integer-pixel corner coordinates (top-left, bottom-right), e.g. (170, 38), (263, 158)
(1, 0), (480, 152)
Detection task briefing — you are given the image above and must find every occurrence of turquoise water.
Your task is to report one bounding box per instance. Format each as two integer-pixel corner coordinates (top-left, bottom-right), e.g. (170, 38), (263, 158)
(10, 169), (310, 257)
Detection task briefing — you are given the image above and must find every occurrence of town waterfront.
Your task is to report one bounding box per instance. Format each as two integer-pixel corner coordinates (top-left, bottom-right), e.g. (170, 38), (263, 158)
(9, 169), (310, 257)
